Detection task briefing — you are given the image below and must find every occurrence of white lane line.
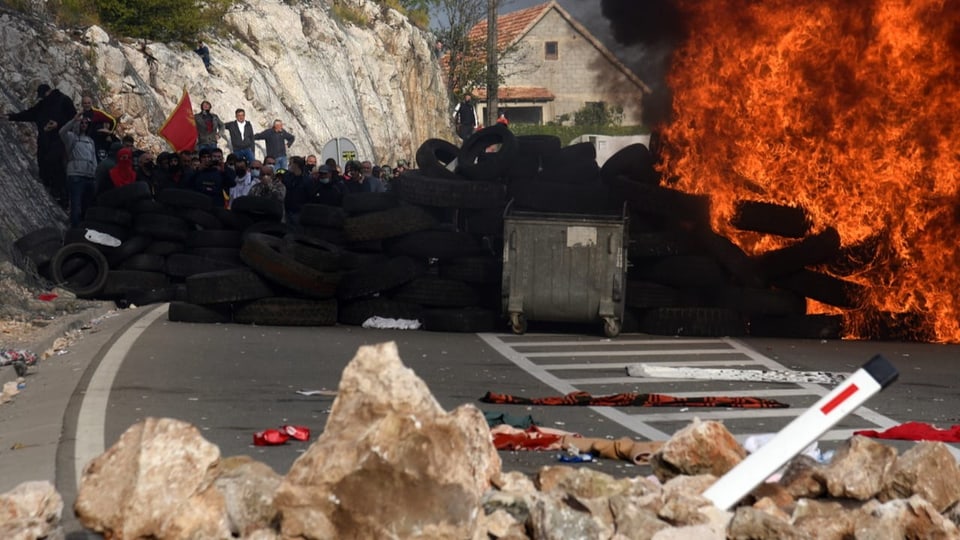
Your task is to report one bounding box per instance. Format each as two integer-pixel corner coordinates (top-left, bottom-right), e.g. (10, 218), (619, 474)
(522, 349), (742, 357)
(537, 360), (760, 370)
(510, 339), (727, 347)
(626, 408), (806, 422)
(477, 333), (672, 441)
(74, 303), (168, 488)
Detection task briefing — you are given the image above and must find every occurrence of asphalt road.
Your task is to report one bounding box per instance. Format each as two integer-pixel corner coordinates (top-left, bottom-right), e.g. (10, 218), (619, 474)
(31, 303), (960, 536)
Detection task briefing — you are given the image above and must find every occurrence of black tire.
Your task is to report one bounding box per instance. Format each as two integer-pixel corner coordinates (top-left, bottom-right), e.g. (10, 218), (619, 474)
(341, 192), (399, 215)
(756, 227), (841, 280)
(83, 206), (133, 227)
(509, 178), (617, 214)
(343, 205), (438, 242)
(300, 204), (347, 228)
(396, 171), (506, 209)
(385, 230), (482, 261)
(15, 226), (63, 267)
(179, 208), (223, 230)
(243, 221), (292, 239)
(95, 182), (152, 208)
(106, 235), (152, 267)
(416, 138), (463, 180)
(539, 154), (600, 185)
(131, 198), (168, 215)
(608, 176), (711, 225)
(156, 188), (213, 211)
(772, 269), (864, 309)
(126, 285), (178, 306)
(731, 201), (810, 238)
(185, 229), (243, 249)
(50, 243), (109, 298)
(457, 124), (519, 181)
(708, 287), (807, 316)
(338, 250), (388, 271)
(168, 301), (232, 324)
(440, 256), (502, 284)
(231, 196), (284, 222)
(164, 252), (242, 278)
(641, 307), (746, 337)
(301, 226), (348, 245)
(338, 298), (424, 326)
(628, 232), (692, 261)
(600, 143), (659, 185)
(233, 297), (337, 326)
(635, 255), (727, 288)
(626, 281), (684, 309)
(135, 213), (190, 242)
(460, 208), (505, 237)
(117, 253), (165, 272)
(212, 207), (253, 231)
(826, 233), (885, 277)
(187, 247), (242, 264)
(748, 314), (842, 339)
(186, 267), (276, 304)
(240, 233), (341, 298)
(281, 234), (343, 272)
(337, 256), (425, 300)
(421, 307), (499, 333)
(695, 230), (765, 288)
(101, 270), (170, 299)
(392, 277), (480, 307)
(144, 240), (185, 257)
(516, 134), (562, 156)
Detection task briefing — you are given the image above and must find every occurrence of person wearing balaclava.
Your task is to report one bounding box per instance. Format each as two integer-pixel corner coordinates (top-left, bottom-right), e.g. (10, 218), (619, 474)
(107, 147), (137, 193)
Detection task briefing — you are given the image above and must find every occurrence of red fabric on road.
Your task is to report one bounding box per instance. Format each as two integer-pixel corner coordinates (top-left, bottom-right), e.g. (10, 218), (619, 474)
(481, 390), (788, 409)
(854, 421), (960, 442)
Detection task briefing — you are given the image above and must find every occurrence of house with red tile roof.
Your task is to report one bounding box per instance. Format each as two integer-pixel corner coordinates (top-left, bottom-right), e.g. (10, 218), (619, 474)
(467, 1), (649, 126)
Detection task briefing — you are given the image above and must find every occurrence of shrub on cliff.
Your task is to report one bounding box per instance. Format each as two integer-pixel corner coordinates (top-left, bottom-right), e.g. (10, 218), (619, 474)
(61, 0), (239, 42)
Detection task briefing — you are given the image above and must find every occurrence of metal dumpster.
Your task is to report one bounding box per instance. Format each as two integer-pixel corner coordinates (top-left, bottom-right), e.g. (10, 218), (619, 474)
(501, 205), (628, 337)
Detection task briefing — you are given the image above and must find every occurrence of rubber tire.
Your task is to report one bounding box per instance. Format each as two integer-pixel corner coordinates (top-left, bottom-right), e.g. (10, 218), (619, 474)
(50, 243), (109, 298)
(233, 297), (338, 326)
(731, 201), (811, 239)
(343, 205), (438, 242)
(126, 286), (178, 306)
(337, 256), (425, 300)
(185, 229), (243, 249)
(186, 267), (276, 304)
(772, 269), (864, 309)
(300, 204), (347, 228)
(231, 196), (284, 222)
(179, 208), (223, 231)
(439, 256), (502, 284)
(385, 230), (482, 261)
(83, 206), (133, 227)
(117, 253), (165, 272)
(14, 226), (63, 267)
(240, 232), (341, 298)
(157, 188), (213, 211)
(101, 270), (170, 299)
(457, 124), (519, 181)
(282, 235), (343, 272)
(416, 138), (463, 180)
(756, 227), (841, 280)
(641, 307), (746, 337)
(748, 314), (842, 339)
(341, 192), (400, 215)
(168, 301), (232, 324)
(106, 235), (152, 268)
(95, 181), (152, 209)
(135, 213), (190, 242)
(392, 277), (480, 307)
(396, 171), (505, 209)
(600, 143), (659, 185)
(421, 307), (499, 333)
(164, 253), (242, 278)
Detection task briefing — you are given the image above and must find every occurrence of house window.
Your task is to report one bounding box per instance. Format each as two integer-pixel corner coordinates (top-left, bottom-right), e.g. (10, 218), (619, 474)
(545, 41), (558, 60)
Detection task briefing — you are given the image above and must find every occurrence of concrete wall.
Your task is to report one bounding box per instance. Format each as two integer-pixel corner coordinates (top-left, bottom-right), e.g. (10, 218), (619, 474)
(503, 9), (646, 126)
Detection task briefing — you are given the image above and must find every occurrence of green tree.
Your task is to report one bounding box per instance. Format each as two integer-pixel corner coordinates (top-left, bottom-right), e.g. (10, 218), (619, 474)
(92, 0), (236, 42)
(574, 102), (624, 127)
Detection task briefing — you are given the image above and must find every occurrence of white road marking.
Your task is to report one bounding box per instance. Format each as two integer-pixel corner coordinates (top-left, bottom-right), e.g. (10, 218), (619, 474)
(74, 304), (169, 488)
(478, 333), (942, 454)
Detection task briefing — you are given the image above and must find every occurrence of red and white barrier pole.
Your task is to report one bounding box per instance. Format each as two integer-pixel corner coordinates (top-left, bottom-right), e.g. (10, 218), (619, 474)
(702, 354), (898, 511)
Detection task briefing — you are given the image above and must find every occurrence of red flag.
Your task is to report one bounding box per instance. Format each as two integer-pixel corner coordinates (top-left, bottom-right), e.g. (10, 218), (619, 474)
(159, 89), (197, 152)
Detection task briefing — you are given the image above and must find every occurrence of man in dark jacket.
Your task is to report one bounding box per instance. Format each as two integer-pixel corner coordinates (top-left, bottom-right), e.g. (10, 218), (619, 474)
(305, 164), (344, 207)
(282, 156), (309, 224)
(224, 108), (255, 166)
(2, 83), (77, 208)
(189, 147), (235, 206)
(254, 119), (295, 171)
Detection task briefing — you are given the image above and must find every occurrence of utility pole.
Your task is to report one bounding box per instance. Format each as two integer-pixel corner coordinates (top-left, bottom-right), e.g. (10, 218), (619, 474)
(485, 0), (499, 128)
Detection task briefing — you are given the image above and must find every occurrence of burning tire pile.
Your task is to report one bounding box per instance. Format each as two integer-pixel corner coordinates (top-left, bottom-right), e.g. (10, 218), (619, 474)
(14, 125), (865, 337)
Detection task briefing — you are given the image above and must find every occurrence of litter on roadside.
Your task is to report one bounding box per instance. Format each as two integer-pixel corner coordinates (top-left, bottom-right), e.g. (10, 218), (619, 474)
(361, 316), (421, 330)
(490, 424), (664, 465)
(296, 389), (338, 397)
(481, 389), (788, 408)
(0, 349), (39, 377)
(253, 424), (311, 446)
(626, 363), (849, 385)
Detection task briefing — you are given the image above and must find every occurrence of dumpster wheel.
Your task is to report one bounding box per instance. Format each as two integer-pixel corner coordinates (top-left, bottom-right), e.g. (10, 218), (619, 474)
(510, 312), (527, 334)
(603, 317), (621, 338)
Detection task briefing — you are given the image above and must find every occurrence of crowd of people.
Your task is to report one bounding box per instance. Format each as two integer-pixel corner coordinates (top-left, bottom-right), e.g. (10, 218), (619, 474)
(2, 85), (409, 227)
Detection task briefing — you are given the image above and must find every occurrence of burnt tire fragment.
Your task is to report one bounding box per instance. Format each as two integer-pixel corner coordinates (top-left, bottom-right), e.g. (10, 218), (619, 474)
(756, 227), (842, 280)
(731, 201), (810, 238)
(772, 269), (864, 309)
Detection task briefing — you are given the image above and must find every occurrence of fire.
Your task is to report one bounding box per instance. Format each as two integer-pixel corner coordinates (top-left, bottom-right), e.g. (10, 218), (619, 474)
(660, 0), (960, 342)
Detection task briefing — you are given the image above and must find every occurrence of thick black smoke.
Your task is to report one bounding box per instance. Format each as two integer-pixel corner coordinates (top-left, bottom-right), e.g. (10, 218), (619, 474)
(599, 0), (687, 126)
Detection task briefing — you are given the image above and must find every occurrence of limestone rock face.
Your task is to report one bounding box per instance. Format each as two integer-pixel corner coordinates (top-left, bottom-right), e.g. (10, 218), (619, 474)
(275, 341), (501, 539)
(214, 455), (283, 537)
(0, 481), (64, 540)
(852, 495), (960, 538)
(74, 417), (230, 539)
(0, 0), (449, 262)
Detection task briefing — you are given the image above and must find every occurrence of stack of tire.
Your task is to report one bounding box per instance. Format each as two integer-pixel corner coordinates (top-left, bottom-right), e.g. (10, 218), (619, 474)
(602, 143), (862, 339)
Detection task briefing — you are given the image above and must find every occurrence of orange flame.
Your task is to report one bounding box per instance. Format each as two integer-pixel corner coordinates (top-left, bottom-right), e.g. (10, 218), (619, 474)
(660, 0), (960, 342)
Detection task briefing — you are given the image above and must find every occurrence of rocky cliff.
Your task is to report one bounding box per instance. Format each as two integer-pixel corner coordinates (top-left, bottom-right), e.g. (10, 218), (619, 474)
(0, 0), (449, 264)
